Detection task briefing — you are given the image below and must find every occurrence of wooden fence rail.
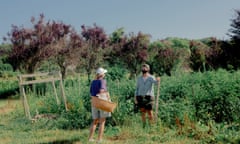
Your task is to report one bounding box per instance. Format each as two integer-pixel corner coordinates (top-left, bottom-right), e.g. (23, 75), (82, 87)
(18, 71), (68, 119)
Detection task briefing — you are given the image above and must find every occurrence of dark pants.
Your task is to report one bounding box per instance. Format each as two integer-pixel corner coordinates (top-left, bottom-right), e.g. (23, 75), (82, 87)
(136, 95), (154, 110)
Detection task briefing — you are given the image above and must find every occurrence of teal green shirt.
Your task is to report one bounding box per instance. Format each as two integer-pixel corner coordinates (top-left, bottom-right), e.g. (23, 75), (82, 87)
(135, 75), (158, 97)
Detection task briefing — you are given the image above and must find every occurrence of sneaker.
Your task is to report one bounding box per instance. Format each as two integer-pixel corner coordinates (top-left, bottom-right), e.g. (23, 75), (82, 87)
(97, 139), (103, 143)
(88, 138), (94, 142)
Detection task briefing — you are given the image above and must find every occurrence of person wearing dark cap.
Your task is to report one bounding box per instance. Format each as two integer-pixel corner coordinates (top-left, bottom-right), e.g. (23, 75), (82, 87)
(134, 64), (160, 128)
(88, 67), (111, 143)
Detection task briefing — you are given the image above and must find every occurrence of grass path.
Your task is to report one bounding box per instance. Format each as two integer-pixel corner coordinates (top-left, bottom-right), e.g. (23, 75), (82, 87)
(0, 99), (19, 115)
(0, 99), (201, 144)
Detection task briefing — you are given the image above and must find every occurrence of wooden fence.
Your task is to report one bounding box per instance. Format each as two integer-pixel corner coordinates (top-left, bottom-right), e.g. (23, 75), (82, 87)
(18, 71), (68, 119)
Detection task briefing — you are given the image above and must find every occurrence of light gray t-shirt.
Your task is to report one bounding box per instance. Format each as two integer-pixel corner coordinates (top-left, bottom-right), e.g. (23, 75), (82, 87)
(135, 75), (158, 97)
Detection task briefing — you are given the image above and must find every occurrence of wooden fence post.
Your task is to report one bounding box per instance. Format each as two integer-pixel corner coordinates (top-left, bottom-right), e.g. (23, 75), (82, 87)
(155, 79), (161, 122)
(18, 71), (68, 119)
(58, 71), (68, 111)
(51, 80), (60, 105)
(18, 75), (31, 119)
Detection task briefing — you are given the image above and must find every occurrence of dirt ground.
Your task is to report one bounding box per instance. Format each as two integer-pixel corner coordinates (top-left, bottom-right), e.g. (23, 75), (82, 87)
(0, 99), (19, 114)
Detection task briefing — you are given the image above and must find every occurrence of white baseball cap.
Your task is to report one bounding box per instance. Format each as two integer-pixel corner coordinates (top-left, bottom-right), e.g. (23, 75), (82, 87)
(142, 64), (150, 70)
(96, 67), (107, 75)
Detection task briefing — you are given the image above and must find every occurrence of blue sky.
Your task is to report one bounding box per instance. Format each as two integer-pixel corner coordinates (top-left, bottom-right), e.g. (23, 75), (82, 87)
(0, 0), (239, 43)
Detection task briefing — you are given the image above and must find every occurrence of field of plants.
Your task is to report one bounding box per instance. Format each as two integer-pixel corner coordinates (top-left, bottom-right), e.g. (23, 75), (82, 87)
(0, 9), (240, 144)
(0, 68), (240, 144)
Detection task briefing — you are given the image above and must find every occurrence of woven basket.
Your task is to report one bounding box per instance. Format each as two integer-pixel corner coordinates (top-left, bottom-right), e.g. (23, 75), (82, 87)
(91, 96), (117, 112)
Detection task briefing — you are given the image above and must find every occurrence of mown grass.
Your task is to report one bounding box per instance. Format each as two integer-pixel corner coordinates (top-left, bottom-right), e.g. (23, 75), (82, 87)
(0, 99), (202, 144)
(0, 100), (5, 107)
(0, 100), (238, 144)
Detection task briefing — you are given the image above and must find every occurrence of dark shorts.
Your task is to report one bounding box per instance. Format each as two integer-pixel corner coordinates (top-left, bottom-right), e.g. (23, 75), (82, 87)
(136, 95), (154, 110)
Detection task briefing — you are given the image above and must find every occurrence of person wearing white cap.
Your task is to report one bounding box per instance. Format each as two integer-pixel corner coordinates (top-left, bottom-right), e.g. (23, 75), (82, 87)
(88, 67), (110, 143)
(134, 64), (160, 128)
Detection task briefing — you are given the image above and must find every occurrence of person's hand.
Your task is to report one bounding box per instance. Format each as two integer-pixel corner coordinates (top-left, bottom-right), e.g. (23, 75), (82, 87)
(134, 97), (138, 104)
(156, 77), (161, 83)
(106, 92), (111, 101)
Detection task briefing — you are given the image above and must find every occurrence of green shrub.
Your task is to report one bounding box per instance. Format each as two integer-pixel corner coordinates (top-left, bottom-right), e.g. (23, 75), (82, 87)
(0, 62), (13, 71)
(159, 69), (240, 125)
(190, 70), (240, 123)
(106, 66), (127, 81)
(34, 77), (92, 129)
(14, 69), (240, 130)
(159, 75), (196, 126)
(0, 79), (19, 98)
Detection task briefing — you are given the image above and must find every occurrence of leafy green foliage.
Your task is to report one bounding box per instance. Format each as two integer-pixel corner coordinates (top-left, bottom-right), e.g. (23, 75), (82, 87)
(24, 69), (240, 130)
(0, 63), (13, 72)
(79, 24), (108, 82)
(152, 47), (179, 76)
(106, 66), (127, 81)
(1, 9), (240, 143)
(0, 79), (19, 98)
(191, 70), (240, 123)
(228, 9), (240, 43)
(189, 40), (209, 71)
(110, 32), (151, 78)
(165, 37), (190, 49)
(149, 38), (191, 76)
(1, 69), (240, 143)
(2, 69), (239, 129)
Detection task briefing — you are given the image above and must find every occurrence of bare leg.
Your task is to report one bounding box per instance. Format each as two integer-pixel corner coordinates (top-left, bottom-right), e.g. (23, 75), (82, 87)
(88, 119), (98, 140)
(97, 117), (106, 141)
(147, 110), (154, 124)
(140, 108), (146, 127)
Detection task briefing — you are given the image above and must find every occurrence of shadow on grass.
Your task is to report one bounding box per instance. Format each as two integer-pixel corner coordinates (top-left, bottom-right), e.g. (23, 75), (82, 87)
(38, 138), (81, 144)
(0, 87), (19, 99)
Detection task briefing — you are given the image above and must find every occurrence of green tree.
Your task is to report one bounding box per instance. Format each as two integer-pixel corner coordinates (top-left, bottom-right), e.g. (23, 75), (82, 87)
(150, 38), (191, 75)
(0, 44), (11, 62)
(152, 47), (179, 76)
(190, 38), (223, 72)
(118, 32), (151, 78)
(109, 27), (125, 44)
(108, 28), (126, 66)
(165, 37), (190, 49)
(53, 31), (83, 79)
(189, 40), (209, 72)
(203, 37), (222, 70)
(227, 9), (240, 69)
(228, 9), (240, 45)
(79, 24), (108, 82)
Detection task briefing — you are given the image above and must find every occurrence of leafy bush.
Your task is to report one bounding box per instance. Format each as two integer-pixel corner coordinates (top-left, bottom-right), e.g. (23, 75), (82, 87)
(159, 75), (196, 126)
(0, 62), (13, 71)
(0, 79), (19, 98)
(191, 70), (240, 123)
(105, 78), (136, 126)
(159, 69), (240, 125)
(12, 69), (240, 130)
(30, 76), (138, 129)
(33, 77), (92, 129)
(106, 66), (127, 81)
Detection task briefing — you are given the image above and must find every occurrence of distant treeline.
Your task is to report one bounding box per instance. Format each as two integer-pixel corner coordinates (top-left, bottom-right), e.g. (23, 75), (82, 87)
(0, 10), (239, 78)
